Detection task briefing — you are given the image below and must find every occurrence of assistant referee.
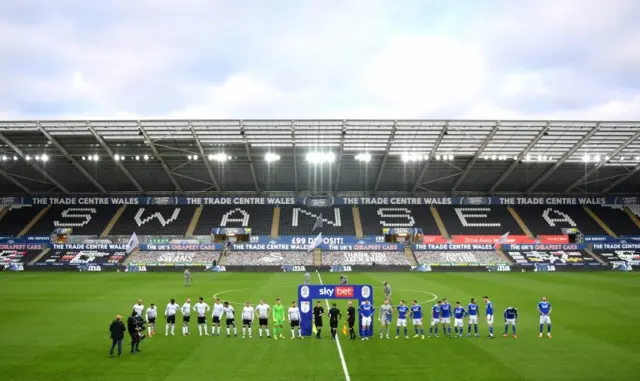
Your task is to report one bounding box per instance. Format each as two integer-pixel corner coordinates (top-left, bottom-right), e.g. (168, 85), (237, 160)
(346, 301), (356, 340)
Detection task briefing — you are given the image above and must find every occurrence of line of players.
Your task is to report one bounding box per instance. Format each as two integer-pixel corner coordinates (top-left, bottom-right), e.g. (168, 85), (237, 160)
(375, 296), (553, 339)
(131, 295), (553, 341)
(132, 297), (304, 339)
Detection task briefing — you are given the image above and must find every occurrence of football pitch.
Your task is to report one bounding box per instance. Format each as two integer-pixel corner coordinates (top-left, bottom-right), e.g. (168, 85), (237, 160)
(1, 272), (640, 381)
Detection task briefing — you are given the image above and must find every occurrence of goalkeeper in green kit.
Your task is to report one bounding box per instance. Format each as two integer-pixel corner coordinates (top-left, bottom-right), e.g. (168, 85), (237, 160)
(272, 298), (286, 340)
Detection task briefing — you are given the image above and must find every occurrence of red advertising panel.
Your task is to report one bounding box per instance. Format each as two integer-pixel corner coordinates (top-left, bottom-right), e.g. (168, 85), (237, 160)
(422, 235), (449, 244)
(537, 235), (569, 244)
(450, 235), (534, 244)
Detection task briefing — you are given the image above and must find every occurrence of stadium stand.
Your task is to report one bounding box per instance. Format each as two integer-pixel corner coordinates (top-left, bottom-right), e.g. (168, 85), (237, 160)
(0, 249), (43, 264)
(28, 206), (120, 236)
(193, 206), (273, 236)
(0, 205), (45, 236)
(436, 206), (524, 236)
(321, 251), (409, 265)
(515, 206), (607, 235)
(504, 249), (599, 265)
(358, 206), (440, 236)
(109, 206), (197, 236)
(591, 249), (640, 266)
(279, 206), (355, 236)
(38, 250), (126, 265)
(224, 251), (313, 266)
(413, 251), (507, 265)
(127, 251), (219, 266)
(590, 205), (640, 235)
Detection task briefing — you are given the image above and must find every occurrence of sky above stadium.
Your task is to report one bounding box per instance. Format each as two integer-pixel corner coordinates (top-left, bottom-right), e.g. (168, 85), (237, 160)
(1, 0), (640, 120)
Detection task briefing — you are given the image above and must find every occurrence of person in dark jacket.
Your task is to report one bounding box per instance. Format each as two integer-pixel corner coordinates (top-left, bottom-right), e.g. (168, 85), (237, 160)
(109, 315), (126, 357)
(127, 311), (142, 354)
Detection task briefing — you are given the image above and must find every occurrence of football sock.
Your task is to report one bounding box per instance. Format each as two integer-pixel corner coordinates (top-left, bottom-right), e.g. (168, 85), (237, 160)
(420, 327), (425, 335)
(259, 328), (263, 337)
(226, 327), (230, 335)
(165, 324), (169, 335)
(266, 328), (270, 337)
(512, 325), (517, 334)
(474, 325), (478, 334)
(548, 324), (552, 333)
(404, 327), (408, 336)
(242, 327), (246, 336)
(199, 325), (203, 335)
(489, 326), (494, 335)
(233, 327), (237, 335)
(448, 327), (451, 335)
(504, 325), (508, 334)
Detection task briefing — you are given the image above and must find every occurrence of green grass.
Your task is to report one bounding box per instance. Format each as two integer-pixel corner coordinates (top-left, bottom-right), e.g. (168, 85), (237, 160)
(1, 272), (640, 381)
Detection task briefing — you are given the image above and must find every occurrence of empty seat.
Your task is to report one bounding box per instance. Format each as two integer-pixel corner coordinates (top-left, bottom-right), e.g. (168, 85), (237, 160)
(110, 206), (197, 236)
(413, 251), (506, 265)
(321, 251), (409, 265)
(29, 205), (119, 236)
(224, 251), (313, 266)
(515, 206), (606, 235)
(504, 250), (598, 265)
(279, 206), (355, 236)
(437, 206), (523, 236)
(127, 251), (220, 266)
(358, 206), (440, 236)
(38, 250), (126, 265)
(0, 205), (45, 236)
(193, 206), (273, 236)
(1, 249), (42, 264)
(590, 205), (640, 236)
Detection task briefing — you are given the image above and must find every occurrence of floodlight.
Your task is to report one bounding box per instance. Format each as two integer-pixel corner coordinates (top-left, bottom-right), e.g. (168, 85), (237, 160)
(355, 153), (371, 162)
(41, 154), (49, 162)
(265, 153), (281, 162)
(143, 155), (149, 161)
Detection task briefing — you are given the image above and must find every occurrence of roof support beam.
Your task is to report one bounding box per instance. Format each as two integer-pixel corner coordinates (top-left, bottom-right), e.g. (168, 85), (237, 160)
(526, 123), (601, 194)
(292, 121), (298, 195)
(412, 122), (448, 193)
(189, 123), (220, 194)
(601, 163), (640, 194)
(0, 132), (70, 194)
(0, 168), (33, 195)
(38, 123), (107, 194)
(489, 122), (550, 194)
(563, 130), (640, 193)
(333, 120), (346, 194)
(452, 122), (500, 192)
(240, 121), (260, 193)
(373, 121), (398, 193)
(138, 122), (183, 194)
(87, 124), (144, 193)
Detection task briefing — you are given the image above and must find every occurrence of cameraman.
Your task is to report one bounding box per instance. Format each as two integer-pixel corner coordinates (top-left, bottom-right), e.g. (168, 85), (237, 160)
(127, 311), (145, 354)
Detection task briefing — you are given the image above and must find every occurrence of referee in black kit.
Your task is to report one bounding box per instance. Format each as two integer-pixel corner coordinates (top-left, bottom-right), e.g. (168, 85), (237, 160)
(313, 301), (324, 339)
(329, 303), (342, 340)
(127, 311), (143, 354)
(346, 301), (357, 340)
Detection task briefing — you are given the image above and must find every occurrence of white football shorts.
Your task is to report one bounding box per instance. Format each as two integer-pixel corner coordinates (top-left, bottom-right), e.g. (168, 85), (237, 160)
(362, 316), (372, 327)
(430, 318), (439, 326)
(412, 318), (423, 326)
(539, 315), (551, 325)
(486, 314), (494, 324)
(505, 318), (516, 325)
(454, 318), (464, 327)
(396, 318), (407, 327)
(468, 315), (478, 324)
(440, 317), (451, 324)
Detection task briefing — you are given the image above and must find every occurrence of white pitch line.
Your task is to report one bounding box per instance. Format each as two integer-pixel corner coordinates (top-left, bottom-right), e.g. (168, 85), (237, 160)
(317, 272), (351, 381)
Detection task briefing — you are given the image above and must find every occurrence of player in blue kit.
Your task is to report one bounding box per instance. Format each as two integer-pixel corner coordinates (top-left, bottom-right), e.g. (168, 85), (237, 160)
(359, 300), (375, 340)
(537, 296), (552, 339)
(483, 296), (494, 339)
(453, 302), (466, 338)
(503, 306), (518, 338)
(467, 298), (479, 337)
(440, 298), (452, 337)
(428, 300), (441, 338)
(395, 300), (410, 339)
(410, 300), (425, 339)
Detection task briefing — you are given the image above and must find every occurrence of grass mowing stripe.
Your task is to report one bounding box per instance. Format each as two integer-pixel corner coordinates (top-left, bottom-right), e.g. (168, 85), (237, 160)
(317, 271), (351, 381)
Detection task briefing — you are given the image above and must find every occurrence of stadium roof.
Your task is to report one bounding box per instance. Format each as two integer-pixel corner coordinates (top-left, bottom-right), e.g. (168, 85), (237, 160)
(0, 119), (639, 196)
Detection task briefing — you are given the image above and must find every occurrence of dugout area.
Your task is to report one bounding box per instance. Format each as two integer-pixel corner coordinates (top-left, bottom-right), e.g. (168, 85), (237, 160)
(298, 284), (374, 337)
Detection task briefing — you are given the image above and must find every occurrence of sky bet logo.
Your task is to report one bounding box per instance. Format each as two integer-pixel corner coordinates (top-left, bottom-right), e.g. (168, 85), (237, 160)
(318, 286), (354, 298)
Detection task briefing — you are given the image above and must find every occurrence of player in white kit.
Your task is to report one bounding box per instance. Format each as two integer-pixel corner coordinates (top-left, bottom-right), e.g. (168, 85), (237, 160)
(241, 301), (255, 339)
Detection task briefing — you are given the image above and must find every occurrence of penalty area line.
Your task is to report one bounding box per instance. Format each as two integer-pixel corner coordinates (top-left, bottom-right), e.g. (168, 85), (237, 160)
(317, 272), (351, 381)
